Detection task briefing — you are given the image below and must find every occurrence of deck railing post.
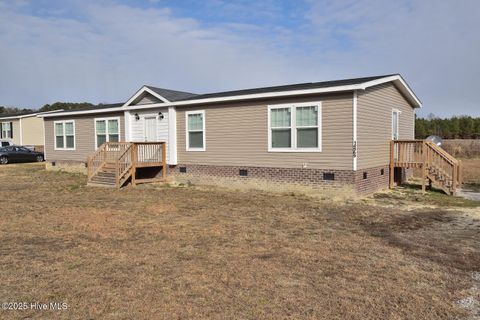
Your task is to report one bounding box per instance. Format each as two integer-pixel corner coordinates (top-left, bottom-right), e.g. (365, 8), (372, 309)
(421, 141), (427, 192)
(87, 156), (91, 179)
(458, 160), (462, 186)
(162, 142), (167, 180)
(452, 163), (457, 195)
(389, 140), (395, 189)
(131, 143), (137, 186)
(115, 158), (119, 188)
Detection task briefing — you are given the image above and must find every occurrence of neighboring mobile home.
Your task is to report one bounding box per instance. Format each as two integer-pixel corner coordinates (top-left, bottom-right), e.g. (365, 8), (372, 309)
(0, 110), (61, 150)
(41, 74), (423, 195)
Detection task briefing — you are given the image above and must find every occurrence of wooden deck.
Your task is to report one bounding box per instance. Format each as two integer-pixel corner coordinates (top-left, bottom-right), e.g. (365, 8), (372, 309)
(87, 142), (167, 188)
(390, 140), (462, 195)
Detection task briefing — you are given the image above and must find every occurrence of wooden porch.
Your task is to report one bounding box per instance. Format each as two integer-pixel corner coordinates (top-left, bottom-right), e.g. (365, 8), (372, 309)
(390, 140), (462, 195)
(87, 142), (167, 188)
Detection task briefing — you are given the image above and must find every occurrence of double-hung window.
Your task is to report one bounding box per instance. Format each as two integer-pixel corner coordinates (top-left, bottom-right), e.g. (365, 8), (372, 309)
(186, 110), (205, 151)
(270, 107), (292, 148)
(54, 121), (75, 150)
(95, 118), (120, 148)
(268, 102), (321, 152)
(1, 122), (12, 139)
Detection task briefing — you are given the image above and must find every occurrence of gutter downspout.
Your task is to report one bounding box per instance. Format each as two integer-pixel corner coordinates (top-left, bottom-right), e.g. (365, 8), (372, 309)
(19, 118), (23, 145)
(352, 90), (358, 171)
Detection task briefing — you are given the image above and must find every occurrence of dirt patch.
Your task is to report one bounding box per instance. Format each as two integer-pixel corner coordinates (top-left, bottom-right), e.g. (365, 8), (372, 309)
(0, 163), (478, 319)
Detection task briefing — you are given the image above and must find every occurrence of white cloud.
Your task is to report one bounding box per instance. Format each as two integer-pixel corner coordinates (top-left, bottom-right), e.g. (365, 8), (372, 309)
(0, 1), (305, 108)
(303, 0), (480, 117)
(0, 0), (479, 117)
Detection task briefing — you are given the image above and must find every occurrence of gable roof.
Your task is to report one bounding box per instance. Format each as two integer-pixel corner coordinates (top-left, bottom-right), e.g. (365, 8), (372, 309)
(41, 74), (421, 118)
(145, 86), (197, 102)
(178, 75), (393, 101)
(124, 85), (197, 107)
(124, 74), (420, 109)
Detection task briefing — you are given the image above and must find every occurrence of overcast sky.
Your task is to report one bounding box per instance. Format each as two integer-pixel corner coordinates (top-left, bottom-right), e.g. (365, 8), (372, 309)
(0, 0), (479, 117)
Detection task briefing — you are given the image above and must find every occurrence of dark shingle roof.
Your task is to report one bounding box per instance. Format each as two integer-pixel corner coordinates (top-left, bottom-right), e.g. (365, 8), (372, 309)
(145, 86), (197, 101)
(176, 74), (397, 101)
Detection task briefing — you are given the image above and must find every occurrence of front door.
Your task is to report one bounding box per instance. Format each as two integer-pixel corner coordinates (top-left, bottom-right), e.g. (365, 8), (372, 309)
(144, 117), (157, 142)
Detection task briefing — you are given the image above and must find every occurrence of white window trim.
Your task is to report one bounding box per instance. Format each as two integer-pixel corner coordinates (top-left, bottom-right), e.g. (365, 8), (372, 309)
(268, 102), (322, 152)
(54, 120), (76, 151)
(392, 109), (401, 140)
(1, 122), (12, 139)
(185, 110), (206, 152)
(94, 116), (121, 149)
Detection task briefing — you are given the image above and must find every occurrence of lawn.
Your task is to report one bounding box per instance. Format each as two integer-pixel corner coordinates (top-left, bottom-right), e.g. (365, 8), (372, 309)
(0, 163), (479, 319)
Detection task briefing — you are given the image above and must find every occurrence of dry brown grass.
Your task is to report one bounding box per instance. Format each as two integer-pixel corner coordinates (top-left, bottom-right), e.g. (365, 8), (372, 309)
(443, 139), (480, 159)
(461, 158), (480, 186)
(0, 163), (479, 319)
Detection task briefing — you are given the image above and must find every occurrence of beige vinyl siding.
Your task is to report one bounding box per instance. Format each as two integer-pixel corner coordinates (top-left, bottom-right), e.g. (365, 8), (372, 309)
(177, 93), (353, 170)
(20, 116), (44, 146)
(357, 83), (415, 169)
(44, 112), (125, 162)
(1, 119), (22, 145)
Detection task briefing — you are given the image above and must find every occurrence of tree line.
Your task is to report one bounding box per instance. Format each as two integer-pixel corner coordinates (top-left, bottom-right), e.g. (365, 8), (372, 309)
(0, 106), (34, 115)
(0, 102), (96, 115)
(415, 114), (480, 139)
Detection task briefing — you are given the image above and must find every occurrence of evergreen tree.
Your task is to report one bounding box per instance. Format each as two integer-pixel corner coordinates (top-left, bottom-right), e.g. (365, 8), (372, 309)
(415, 115), (479, 139)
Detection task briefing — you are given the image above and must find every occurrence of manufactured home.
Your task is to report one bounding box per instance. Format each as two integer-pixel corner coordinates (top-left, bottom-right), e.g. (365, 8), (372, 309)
(0, 110), (62, 151)
(40, 74), (462, 196)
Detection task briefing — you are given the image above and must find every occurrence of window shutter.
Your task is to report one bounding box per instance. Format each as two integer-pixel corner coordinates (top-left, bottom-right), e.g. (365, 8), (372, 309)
(0, 123), (2, 139)
(10, 122), (13, 139)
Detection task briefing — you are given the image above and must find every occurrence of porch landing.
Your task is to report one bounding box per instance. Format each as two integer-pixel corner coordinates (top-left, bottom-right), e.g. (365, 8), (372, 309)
(87, 142), (167, 188)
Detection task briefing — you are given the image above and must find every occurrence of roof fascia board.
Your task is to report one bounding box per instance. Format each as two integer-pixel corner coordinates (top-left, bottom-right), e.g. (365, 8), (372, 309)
(0, 109), (67, 120)
(0, 113), (40, 120)
(38, 107), (125, 118)
(0, 110), (59, 120)
(0, 115), (27, 120)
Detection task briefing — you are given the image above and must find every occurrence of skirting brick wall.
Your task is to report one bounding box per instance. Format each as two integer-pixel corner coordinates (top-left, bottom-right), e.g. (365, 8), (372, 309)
(171, 164), (391, 196)
(47, 159), (393, 196)
(354, 165), (390, 195)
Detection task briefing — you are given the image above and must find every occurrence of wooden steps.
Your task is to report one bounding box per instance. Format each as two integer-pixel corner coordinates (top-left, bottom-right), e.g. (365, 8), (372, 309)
(391, 140), (462, 195)
(87, 142), (167, 189)
(89, 171), (116, 186)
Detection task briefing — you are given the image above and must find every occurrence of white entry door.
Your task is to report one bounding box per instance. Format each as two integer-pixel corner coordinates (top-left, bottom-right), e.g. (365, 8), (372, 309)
(144, 117), (157, 141)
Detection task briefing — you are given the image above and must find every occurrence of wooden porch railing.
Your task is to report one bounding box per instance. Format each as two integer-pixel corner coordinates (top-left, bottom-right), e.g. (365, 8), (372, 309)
(117, 143), (134, 187)
(87, 141), (167, 188)
(87, 143), (107, 180)
(390, 140), (462, 195)
(130, 142), (167, 186)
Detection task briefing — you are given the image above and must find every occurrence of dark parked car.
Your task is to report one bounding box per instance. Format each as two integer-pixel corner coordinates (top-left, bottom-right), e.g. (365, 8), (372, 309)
(0, 146), (44, 164)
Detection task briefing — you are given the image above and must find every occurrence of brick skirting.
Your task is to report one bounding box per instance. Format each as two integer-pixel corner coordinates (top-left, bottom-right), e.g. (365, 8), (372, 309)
(354, 165), (390, 195)
(47, 160), (393, 196)
(171, 164), (391, 196)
